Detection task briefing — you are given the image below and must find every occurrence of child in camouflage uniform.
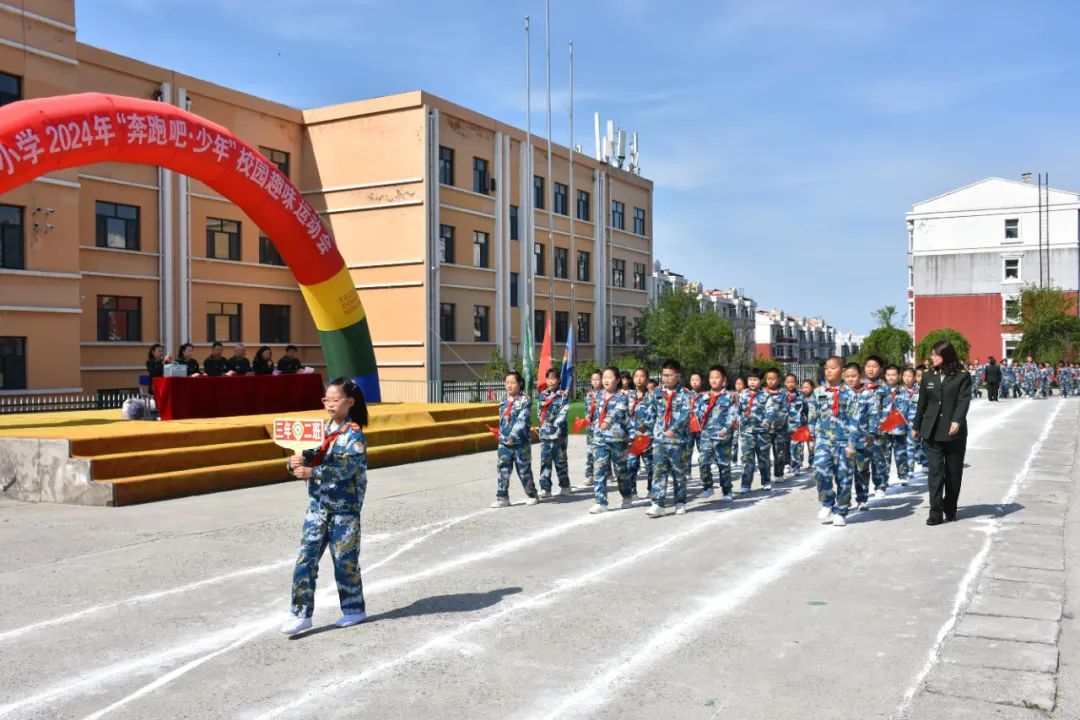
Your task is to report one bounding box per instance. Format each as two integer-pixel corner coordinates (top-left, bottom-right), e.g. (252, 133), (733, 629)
(861, 355), (890, 497)
(589, 367), (633, 513)
(809, 357), (859, 527)
(581, 371), (603, 488)
(737, 370), (780, 493)
(646, 359), (693, 517)
(625, 367), (654, 499)
(491, 372), (539, 509)
(881, 364), (912, 486)
(537, 368), (571, 497)
(696, 365), (738, 502)
(846, 362), (879, 511)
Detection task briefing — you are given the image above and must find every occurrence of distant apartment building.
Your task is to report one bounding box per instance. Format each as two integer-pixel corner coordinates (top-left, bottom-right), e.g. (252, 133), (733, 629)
(834, 331), (864, 360)
(0, 0), (653, 395)
(908, 175), (1079, 362)
(754, 309), (840, 365)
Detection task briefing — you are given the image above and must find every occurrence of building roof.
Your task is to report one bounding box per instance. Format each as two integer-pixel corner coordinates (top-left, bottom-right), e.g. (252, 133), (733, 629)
(909, 176), (1079, 213)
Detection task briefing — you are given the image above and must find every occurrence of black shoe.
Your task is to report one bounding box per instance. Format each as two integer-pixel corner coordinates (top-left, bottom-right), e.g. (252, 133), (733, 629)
(926, 517), (943, 526)
(945, 514), (956, 522)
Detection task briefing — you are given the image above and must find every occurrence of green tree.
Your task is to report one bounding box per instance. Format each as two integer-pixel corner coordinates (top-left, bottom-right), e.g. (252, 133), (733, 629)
(635, 290), (736, 373)
(1013, 286), (1080, 363)
(856, 327), (912, 367)
(872, 305), (898, 329)
(915, 328), (971, 365)
(481, 347), (512, 383)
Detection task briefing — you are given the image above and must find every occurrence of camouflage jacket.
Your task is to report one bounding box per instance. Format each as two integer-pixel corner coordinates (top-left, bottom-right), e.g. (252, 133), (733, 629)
(694, 389), (738, 441)
(301, 420), (368, 511)
(648, 385), (693, 445)
(498, 392), (533, 446)
(590, 390), (630, 444)
(881, 384), (912, 436)
(807, 384), (859, 450)
(537, 389), (570, 439)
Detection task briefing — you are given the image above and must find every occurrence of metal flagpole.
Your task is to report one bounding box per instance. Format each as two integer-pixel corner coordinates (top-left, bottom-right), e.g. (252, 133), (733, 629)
(568, 39), (576, 396)
(523, 15), (535, 392)
(545, 0), (554, 319)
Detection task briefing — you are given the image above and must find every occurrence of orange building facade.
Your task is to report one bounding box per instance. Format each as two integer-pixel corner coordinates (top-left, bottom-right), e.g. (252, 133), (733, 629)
(0, 1), (653, 398)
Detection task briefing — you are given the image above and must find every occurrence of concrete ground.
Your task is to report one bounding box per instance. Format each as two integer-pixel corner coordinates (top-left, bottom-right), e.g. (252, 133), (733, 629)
(0, 398), (1076, 719)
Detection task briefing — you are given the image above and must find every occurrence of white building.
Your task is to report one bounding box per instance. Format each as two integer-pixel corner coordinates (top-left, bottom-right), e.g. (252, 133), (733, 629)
(703, 287), (757, 363)
(755, 309), (840, 365)
(834, 331), (864, 359)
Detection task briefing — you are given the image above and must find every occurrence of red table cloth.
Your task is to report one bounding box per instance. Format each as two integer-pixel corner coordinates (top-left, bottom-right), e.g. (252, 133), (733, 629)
(152, 373), (324, 420)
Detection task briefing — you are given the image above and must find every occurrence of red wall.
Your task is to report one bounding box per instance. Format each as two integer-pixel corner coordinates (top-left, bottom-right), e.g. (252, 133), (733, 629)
(914, 294), (1007, 362)
(755, 343), (772, 360)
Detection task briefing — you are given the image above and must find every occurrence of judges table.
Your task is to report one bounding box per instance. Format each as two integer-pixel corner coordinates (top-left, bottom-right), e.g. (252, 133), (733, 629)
(152, 373), (324, 420)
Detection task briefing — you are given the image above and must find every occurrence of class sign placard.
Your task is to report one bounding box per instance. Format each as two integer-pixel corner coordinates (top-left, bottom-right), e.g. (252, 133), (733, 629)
(273, 418), (324, 454)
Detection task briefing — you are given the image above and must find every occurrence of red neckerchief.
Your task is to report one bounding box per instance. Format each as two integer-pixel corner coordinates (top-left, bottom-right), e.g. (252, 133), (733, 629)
(503, 394), (518, 421)
(630, 389), (646, 416)
(702, 390), (724, 425)
(662, 387), (676, 427)
(540, 392), (556, 426)
(310, 422), (355, 466)
(744, 389), (759, 417)
(597, 392), (615, 427)
(825, 386), (842, 416)
(786, 391), (796, 404)
(887, 386), (900, 411)
(865, 382), (880, 391)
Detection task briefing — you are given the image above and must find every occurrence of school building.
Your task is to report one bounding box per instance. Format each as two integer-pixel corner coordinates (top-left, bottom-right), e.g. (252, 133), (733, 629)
(907, 175), (1080, 363)
(0, 0), (653, 397)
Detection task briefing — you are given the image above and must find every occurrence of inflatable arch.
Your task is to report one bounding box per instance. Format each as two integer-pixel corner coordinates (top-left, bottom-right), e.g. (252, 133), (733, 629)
(0, 93), (380, 401)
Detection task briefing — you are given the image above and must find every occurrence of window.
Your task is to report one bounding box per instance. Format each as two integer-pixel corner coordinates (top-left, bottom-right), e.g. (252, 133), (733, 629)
(555, 311), (569, 343)
(576, 189), (590, 221)
(554, 247), (568, 279)
(577, 250), (591, 282)
(259, 304), (290, 343)
(510, 272), (519, 308)
(95, 201), (140, 250)
(1004, 218), (1019, 241)
(438, 224), (455, 264)
(509, 205), (519, 241)
(258, 146), (290, 177)
(612, 200), (625, 230)
(554, 182), (568, 215)
(473, 305), (489, 342)
(0, 72), (20, 107)
(612, 258), (626, 288)
(1004, 338), (1018, 361)
(97, 296), (142, 342)
(534, 242), (545, 276)
(1004, 257), (1020, 281)
(473, 231), (489, 268)
(633, 207), (646, 235)
(0, 204), (24, 269)
(534, 309), (546, 340)
(259, 235), (286, 266)
(439, 146), (454, 185)
(440, 303), (456, 341)
(207, 302), (242, 343)
(612, 315), (626, 345)
(206, 217), (241, 261)
(577, 313), (591, 343)
(533, 175), (545, 210)
(0, 337), (26, 389)
(633, 262), (646, 290)
(908, 300), (915, 328)
(473, 157), (489, 194)
(1004, 297), (1021, 323)
(908, 266), (914, 289)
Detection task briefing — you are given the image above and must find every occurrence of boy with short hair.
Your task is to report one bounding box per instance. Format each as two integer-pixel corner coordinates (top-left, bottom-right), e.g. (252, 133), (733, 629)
(696, 365), (738, 502)
(845, 361), (878, 510)
(581, 370), (603, 488)
(625, 367), (654, 499)
(646, 359), (693, 517)
(762, 368), (791, 482)
(737, 370), (777, 493)
(881, 364), (912, 487)
(808, 356), (859, 527)
(862, 355), (890, 497)
(537, 368), (571, 497)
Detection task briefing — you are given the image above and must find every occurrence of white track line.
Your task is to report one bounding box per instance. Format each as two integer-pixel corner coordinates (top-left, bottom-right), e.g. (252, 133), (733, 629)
(0, 511), (485, 645)
(249, 489), (806, 720)
(895, 400), (1062, 718)
(530, 528), (834, 720)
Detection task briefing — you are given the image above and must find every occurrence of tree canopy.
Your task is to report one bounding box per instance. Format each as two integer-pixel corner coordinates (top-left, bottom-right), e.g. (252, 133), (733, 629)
(915, 328), (971, 365)
(1013, 286), (1080, 364)
(635, 290), (735, 374)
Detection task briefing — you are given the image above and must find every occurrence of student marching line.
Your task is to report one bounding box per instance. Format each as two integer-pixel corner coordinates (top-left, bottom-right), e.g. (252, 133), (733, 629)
(536, 368), (572, 497)
(808, 357), (859, 527)
(625, 368), (655, 499)
(645, 360), (694, 517)
(694, 365), (738, 502)
(588, 367), (635, 513)
(491, 372), (540, 508)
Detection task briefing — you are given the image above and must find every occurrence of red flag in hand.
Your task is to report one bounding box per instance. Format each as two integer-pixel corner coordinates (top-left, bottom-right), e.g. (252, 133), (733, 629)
(572, 417), (589, 433)
(879, 410), (907, 433)
(689, 415), (701, 434)
(488, 425), (501, 439)
(791, 425), (813, 443)
(628, 434), (651, 456)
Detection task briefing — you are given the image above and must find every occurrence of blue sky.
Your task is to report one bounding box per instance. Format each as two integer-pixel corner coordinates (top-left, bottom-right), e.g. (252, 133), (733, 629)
(79, 0), (1080, 334)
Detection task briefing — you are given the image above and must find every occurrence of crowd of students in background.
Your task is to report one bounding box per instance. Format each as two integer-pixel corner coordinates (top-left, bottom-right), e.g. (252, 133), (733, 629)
(967, 355), (1080, 400)
(145, 342), (305, 381)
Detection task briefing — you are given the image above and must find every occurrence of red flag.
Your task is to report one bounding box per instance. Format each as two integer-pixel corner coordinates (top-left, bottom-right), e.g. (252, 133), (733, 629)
(791, 425), (813, 443)
(572, 417), (589, 433)
(536, 314), (553, 394)
(488, 425), (500, 439)
(879, 410), (907, 433)
(628, 434), (651, 456)
(689, 415), (701, 433)
(486, 388), (497, 402)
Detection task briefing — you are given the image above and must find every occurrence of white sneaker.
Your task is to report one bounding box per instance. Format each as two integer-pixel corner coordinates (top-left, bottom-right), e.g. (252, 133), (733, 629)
(526, 496), (540, 506)
(589, 503), (608, 514)
(898, 479), (909, 487)
(582, 478), (594, 487)
(699, 488), (715, 499)
(280, 616), (313, 635)
(738, 487), (751, 495)
(334, 612), (367, 628)
(721, 493), (734, 502)
(874, 488), (887, 499)
(817, 506), (833, 522)
(858, 502), (869, 511)
(646, 502), (665, 518)
(762, 483), (773, 491)
(674, 503), (686, 516)
(489, 498), (510, 509)
(832, 514), (847, 527)
(620, 497), (634, 509)
(538, 489), (552, 498)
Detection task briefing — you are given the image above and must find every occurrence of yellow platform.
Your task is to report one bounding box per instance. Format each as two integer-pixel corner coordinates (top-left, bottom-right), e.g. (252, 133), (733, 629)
(0, 403), (499, 506)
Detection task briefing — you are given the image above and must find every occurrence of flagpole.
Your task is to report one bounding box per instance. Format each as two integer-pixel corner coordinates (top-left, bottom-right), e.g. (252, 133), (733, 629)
(545, 0), (554, 321)
(523, 15), (535, 395)
(568, 39), (576, 398)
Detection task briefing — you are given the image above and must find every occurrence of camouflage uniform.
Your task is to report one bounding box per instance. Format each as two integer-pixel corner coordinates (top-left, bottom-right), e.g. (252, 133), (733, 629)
(591, 390), (633, 505)
(737, 387), (779, 490)
(496, 392), (538, 501)
(290, 420), (368, 619)
(1041, 367), (1052, 398)
(763, 388), (793, 478)
(851, 384), (880, 503)
(1022, 362), (1038, 398)
(808, 384), (859, 517)
(788, 391), (810, 469)
(881, 384), (912, 484)
(537, 389), (571, 492)
(695, 389), (738, 495)
(906, 382), (928, 468)
(999, 365), (1012, 401)
(625, 389), (655, 495)
(863, 381), (890, 492)
(583, 390), (600, 485)
(649, 385), (693, 507)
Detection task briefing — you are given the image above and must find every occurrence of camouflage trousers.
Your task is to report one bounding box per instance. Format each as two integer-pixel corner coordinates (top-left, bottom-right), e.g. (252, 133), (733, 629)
(852, 447), (871, 503)
(538, 434), (570, 491)
(626, 434), (654, 493)
(652, 440), (690, 507)
(870, 434), (890, 490)
(790, 440), (809, 469)
(740, 432), (772, 489)
(291, 502), (366, 618)
(883, 433), (910, 482)
(814, 445), (853, 516)
(1024, 381), (1037, 398)
(497, 442), (537, 500)
(698, 435), (733, 493)
(593, 439), (632, 505)
(584, 429), (595, 481)
(770, 430), (792, 477)
(907, 430), (927, 468)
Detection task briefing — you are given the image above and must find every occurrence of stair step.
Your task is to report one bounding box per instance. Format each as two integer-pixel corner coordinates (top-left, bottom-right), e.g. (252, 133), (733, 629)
(108, 458), (291, 506)
(86, 439), (287, 481)
(70, 425), (268, 456)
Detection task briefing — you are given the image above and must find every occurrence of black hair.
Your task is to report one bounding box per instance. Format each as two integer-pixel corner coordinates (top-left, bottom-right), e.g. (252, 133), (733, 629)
(257, 345), (272, 360)
(708, 364), (728, 379)
(689, 370), (704, 380)
(864, 355), (885, 367)
(603, 366), (622, 380)
(326, 377), (369, 427)
(178, 342), (194, 357)
(148, 343), (163, 360)
(823, 355), (844, 368)
(931, 340), (963, 375)
(505, 371), (525, 388)
(286, 344), (298, 352)
(590, 369), (602, 377)
(843, 362), (862, 373)
(545, 367), (559, 379)
(662, 359), (682, 373)
(212, 341), (223, 350)
(915, 363), (927, 371)
(802, 378), (817, 389)
(763, 367), (781, 378)
(747, 369), (762, 380)
(784, 372), (798, 381)
(885, 364), (901, 373)
(902, 366), (915, 376)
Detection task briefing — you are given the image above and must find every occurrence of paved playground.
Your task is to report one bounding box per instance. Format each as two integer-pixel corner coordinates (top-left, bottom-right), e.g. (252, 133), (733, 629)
(1, 399), (1078, 719)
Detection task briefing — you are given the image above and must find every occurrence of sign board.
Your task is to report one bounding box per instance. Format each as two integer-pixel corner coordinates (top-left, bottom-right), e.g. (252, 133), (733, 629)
(273, 418), (324, 455)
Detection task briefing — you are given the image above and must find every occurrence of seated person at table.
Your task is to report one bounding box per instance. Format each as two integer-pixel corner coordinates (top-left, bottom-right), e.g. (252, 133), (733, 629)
(204, 342), (230, 377)
(177, 343), (201, 376)
(253, 346), (274, 375)
(277, 345), (302, 374)
(146, 343), (169, 381)
(227, 343), (251, 376)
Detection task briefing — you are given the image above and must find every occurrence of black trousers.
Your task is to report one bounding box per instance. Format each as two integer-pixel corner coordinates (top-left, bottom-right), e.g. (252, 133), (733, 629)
(987, 383), (1000, 401)
(924, 436), (966, 521)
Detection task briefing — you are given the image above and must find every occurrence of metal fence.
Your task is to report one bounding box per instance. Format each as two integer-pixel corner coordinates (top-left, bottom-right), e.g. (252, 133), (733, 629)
(0, 390), (140, 415)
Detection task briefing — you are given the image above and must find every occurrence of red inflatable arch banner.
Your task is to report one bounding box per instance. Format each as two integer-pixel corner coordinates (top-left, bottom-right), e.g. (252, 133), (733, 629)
(0, 93), (380, 401)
